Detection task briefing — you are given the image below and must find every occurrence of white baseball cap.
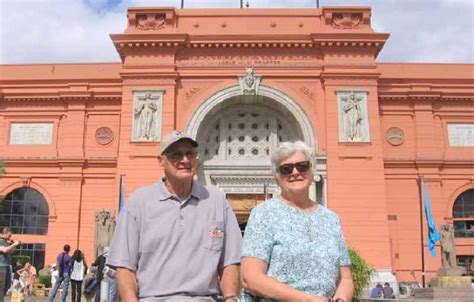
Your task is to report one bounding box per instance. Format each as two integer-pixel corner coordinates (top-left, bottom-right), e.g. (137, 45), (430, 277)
(160, 130), (198, 155)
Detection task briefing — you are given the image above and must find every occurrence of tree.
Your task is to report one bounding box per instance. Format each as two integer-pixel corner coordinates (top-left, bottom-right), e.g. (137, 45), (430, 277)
(349, 248), (375, 301)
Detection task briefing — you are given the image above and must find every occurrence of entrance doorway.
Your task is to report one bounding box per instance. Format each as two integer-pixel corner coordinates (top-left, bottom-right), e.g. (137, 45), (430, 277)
(226, 193), (268, 234)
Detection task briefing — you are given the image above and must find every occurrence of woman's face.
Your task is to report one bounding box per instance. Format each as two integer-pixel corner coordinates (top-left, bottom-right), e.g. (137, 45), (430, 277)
(276, 151), (313, 195)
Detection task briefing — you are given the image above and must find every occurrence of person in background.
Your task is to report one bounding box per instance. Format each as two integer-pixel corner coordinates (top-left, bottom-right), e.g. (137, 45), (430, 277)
(369, 283), (383, 299)
(92, 246), (108, 302)
(241, 141), (354, 302)
(108, 130), (242, 301)
(49, 264), (59, 288)
(11, 259), (23, 291)
(382, 282), (394, 299)
(25, 262), (37, 296)
(0, 227), (21, 299)
(70, 249), (88, 302)
(48, 244), (72, 302)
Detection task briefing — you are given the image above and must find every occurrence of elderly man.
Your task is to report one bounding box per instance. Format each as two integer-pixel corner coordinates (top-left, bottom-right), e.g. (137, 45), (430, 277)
(108, 130), (242, 302)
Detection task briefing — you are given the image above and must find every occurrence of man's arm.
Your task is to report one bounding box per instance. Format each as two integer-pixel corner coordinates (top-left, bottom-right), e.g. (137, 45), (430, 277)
(219, 264), (240, 298)
(116, 267), (139, 302)
(0, 240), (20, 254)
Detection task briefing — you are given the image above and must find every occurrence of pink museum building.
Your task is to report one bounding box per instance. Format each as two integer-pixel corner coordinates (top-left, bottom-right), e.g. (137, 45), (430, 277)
(0, 6), (473, 284)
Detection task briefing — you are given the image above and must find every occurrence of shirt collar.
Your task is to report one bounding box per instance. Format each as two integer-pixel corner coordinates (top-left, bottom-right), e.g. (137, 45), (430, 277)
(157, 177), (205, 201)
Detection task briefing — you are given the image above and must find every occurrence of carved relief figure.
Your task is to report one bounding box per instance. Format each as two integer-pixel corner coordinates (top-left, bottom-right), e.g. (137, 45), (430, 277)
(343, 92), (363, 141)
(440, 224), (457, 269)
(95, 210), (116, 257)
(135, 92), (159, 140)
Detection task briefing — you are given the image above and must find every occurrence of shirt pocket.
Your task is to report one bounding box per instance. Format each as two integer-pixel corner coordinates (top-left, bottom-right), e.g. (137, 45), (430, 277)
(206, 221), (225, 252)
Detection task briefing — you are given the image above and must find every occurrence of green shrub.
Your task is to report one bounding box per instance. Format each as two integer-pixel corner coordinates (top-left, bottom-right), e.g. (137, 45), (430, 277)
(349, 248), (375, 301)
(38, 275), (51, 288)
(11, 255), (30, 265)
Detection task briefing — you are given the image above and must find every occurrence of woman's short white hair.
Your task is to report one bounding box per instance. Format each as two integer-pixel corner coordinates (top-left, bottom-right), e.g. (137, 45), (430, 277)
(270, 141), (314, 176)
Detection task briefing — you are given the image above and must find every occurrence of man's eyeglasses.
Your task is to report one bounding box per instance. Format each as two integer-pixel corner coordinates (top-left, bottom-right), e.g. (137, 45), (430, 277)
(277, 161), (312, 175)
(164, 150), (198, 161)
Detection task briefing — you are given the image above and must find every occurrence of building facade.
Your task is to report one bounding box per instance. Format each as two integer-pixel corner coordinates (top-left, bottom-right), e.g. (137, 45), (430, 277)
(0, 6), (473, 283)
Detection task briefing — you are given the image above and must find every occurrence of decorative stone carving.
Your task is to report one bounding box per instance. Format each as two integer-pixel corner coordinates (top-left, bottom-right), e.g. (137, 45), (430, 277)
(299, 86), (314, 100)
(332, 13), (362, 29)
(95, 126), (114, 145)
(337, 90), (370, 142)
(185, 87), (201, 100)
(136, 14), (166, 31)
(95, 210), (115, 258)
(21, 177), (32, 188)
(440, 224), (457, 269)
(238, 67), (261, 95)
(132, 91), (163, 142)
(386, 127), (404, 146)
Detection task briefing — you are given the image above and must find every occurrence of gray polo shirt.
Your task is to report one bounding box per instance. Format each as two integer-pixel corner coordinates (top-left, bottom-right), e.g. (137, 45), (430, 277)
(107, 179), (242, 299)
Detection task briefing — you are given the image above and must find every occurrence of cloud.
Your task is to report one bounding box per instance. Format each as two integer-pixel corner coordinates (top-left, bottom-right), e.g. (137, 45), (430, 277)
(0, 0), (472, 64)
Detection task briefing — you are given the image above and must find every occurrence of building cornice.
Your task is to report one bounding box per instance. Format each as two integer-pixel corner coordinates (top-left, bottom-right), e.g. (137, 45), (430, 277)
(111, 6), (388, 62)
(3, 157), (117, 168)
(1, 91), (122, 102)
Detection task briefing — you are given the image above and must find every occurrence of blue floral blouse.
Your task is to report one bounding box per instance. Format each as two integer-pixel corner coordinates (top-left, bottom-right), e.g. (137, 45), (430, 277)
(241, 198), (351, 299)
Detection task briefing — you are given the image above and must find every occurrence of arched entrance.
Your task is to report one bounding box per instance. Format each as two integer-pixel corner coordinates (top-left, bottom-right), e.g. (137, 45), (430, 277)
(186, 84), (326, 222)
(1, 187), (49, 270)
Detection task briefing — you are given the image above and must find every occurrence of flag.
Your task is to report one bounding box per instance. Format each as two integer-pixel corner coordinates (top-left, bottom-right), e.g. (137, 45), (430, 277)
(118, 175), (125, 212)
(421, 179), (440, 256)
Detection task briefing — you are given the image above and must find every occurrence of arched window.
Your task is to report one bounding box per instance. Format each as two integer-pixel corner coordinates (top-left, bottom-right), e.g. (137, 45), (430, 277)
(0, 188), (49, 235)
(452, 188), (474, 238)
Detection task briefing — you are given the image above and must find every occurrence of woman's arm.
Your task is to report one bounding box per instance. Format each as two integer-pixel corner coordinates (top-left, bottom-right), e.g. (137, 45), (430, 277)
(331, 266), (354, 302)
(241, 257), (328, 302)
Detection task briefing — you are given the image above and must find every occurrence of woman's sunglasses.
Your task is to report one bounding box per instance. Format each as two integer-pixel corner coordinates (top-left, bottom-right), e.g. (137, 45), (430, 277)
(277, 161), (312, 175)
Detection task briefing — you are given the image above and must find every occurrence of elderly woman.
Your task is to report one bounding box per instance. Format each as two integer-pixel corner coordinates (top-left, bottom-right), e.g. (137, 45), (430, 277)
(241, 141), (354, 302)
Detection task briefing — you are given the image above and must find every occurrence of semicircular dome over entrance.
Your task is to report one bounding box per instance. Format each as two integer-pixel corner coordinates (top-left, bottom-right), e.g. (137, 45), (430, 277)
(197, 100), (303, 163)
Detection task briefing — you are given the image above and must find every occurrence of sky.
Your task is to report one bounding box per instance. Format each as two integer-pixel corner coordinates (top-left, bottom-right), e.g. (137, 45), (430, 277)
(0, 0), (472, 64)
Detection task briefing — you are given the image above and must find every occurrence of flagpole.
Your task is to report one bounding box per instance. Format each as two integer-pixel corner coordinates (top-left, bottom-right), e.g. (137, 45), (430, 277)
(118, 174), (125, 212)
(417, 175), (426, 288)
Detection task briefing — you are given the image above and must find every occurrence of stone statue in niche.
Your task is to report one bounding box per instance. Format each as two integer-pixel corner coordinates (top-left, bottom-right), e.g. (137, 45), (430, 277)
(440, 224), (457, 269)
(95, 210), (115, 258)
(239, 67), (261, 95)
(134, 92), (159, 141)
(343, 92), (363, 141)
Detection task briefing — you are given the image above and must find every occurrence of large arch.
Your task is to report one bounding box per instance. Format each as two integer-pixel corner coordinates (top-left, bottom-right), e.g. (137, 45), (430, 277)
(186, 83), (326, 218)
(187, 84), (317, 150)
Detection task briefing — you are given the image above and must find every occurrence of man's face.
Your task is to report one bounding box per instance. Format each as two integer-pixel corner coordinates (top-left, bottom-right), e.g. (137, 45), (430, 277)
(159, 140), (198, 182)
(4, 231), (12, 240)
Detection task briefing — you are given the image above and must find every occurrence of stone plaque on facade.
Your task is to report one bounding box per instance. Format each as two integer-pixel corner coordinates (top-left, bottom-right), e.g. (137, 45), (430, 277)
(132, 91), (163, 142)
(448, 124), (474, 147)
(386, 127), (404, 146)
(337, 91), (370, 142)
(95, 127), (114, 145)
(9, 123), (53, 145)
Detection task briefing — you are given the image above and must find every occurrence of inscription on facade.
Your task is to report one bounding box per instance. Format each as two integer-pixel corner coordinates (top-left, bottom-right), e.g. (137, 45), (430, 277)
(176, 54), (319, 67)
(9, 123), (53, 145)
(448, 124), (474, 147)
